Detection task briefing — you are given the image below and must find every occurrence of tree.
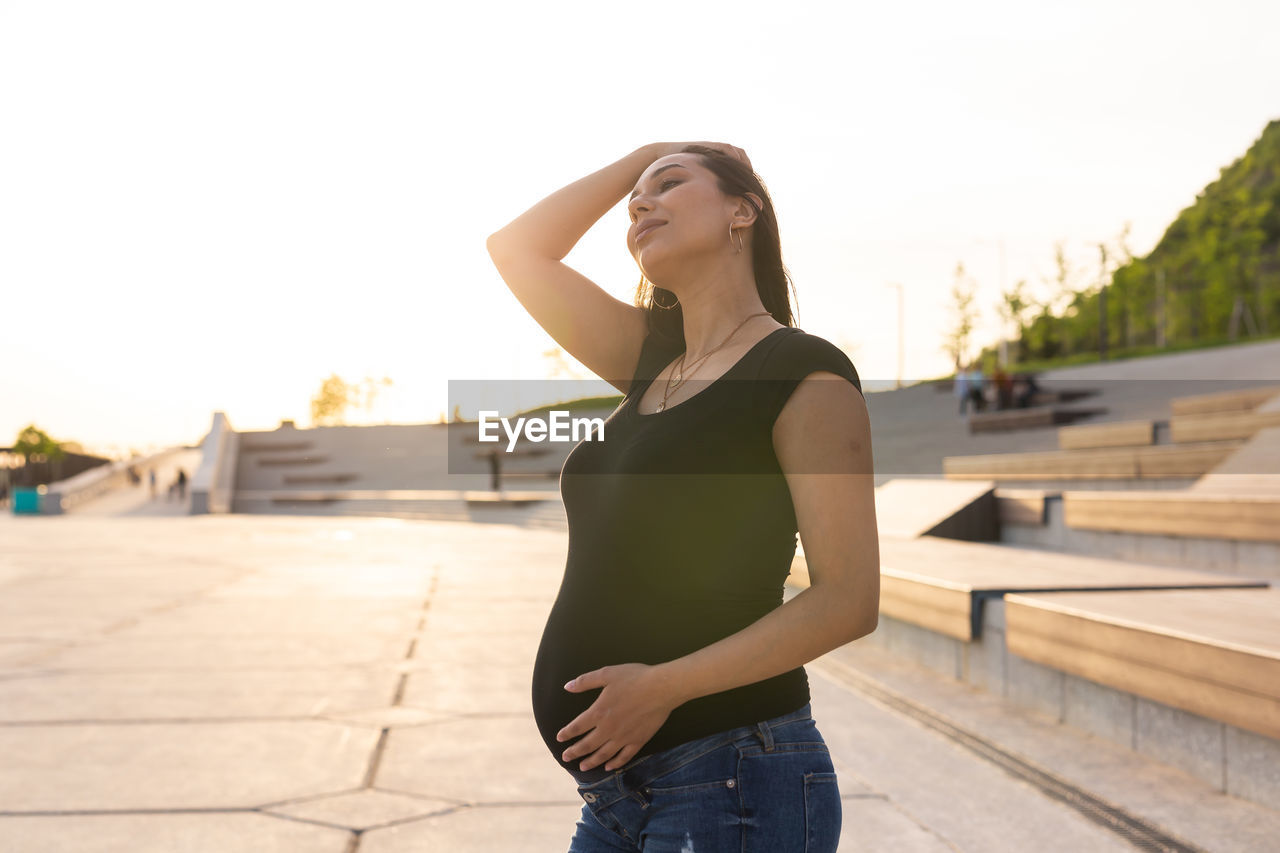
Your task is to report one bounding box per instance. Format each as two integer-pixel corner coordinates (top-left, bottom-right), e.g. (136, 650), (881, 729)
(1023, 305), (1061, 360)
(961, 121), (1280, 365)
(11, 425), (67, 487)
(311, 374), (353, 426)
(942, 262), (979, 371)
(310, 374), (394, 426)
(1104, 222), (1136, 349)
(355, 376), (394, 419)
(1045, 241), (1084, 355)
(997, 278), (1032, 363)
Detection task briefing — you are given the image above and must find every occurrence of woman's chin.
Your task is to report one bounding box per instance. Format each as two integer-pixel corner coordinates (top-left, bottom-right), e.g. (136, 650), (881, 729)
(637, 254), (677, 283)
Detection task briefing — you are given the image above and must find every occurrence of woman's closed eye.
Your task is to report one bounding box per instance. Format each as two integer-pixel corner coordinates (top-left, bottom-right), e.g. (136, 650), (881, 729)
(631, 182), (680, 223)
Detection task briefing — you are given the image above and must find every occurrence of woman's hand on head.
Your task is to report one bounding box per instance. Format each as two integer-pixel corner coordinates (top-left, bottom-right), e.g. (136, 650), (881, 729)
(651, 141), (752, 170)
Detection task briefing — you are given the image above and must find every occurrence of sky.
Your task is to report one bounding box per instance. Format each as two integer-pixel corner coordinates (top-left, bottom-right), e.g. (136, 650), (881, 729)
(2, 0), (1278, 458)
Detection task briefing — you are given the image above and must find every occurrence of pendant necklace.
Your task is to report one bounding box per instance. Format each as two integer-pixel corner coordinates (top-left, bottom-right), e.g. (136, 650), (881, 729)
(656, 311), (772, 412)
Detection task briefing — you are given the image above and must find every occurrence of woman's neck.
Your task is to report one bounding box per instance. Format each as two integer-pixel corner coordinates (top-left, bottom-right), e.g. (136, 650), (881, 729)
(676, 286), (778, 361)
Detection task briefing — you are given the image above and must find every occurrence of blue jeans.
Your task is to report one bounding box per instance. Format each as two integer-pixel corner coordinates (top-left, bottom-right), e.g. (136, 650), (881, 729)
(567, 703), (841, 852)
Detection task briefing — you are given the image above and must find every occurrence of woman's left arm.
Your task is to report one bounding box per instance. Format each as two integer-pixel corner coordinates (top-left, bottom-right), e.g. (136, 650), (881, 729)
(558, 372), (880, 772)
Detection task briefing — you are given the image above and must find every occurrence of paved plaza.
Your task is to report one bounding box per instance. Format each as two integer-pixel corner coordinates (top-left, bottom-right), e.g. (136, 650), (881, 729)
(1, 513), (1277, 851)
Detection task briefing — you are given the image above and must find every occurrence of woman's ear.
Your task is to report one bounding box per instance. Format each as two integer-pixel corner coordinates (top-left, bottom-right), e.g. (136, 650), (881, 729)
(735, 192), (763, 227)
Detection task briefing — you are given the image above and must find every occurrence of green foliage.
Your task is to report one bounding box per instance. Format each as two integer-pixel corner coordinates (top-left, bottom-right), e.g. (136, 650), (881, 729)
(942, 262), (979, 369)
(8, 425), (67, 488)
(11, 425), (66, 462)
(310, 374), (352, 426)
(1002, 120), (1280, 361)
(513, 395), (623, 420)
(309, 374), (394, 426)
(990, 328), (1280, 375)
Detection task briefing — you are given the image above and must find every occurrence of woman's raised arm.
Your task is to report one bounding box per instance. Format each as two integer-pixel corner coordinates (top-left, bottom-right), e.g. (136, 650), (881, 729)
(485, 144), (675, 393)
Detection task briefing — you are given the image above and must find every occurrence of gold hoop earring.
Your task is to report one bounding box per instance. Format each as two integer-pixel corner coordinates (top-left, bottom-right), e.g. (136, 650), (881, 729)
(729, 224), (744, 255)
(653, 288), (680, 309)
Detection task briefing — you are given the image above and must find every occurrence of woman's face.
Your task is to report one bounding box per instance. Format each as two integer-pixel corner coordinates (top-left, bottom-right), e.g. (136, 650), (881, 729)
(626, 154), (739, 279)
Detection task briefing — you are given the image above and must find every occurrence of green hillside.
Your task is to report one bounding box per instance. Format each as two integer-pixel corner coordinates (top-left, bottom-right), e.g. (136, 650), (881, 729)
(1003, 119), (1280, 366)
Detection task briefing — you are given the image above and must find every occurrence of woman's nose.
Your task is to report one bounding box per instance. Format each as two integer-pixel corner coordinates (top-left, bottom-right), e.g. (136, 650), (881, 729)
(628, 196), (650, 219)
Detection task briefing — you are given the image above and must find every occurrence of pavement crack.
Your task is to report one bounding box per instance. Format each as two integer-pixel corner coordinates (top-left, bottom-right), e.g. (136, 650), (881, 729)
(361, 727), (392, 788)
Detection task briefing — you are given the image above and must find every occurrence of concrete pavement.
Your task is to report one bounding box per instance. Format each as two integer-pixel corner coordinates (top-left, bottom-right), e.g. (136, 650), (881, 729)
(1, 512), (1276, 851)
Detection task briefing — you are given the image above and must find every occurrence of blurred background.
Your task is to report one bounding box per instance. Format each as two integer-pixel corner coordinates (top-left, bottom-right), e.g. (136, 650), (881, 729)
(2, 0), (1278, 459)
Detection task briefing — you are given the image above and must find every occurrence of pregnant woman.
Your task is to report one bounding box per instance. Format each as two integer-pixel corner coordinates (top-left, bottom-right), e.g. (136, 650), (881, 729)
(486, 142), (880, 852)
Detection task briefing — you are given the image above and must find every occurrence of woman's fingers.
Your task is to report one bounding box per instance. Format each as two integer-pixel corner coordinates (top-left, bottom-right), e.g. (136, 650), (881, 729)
(604, 744), (639, 772)
(680, 141), (752, 168)
(561, 729), (600, 762)
(562, 727), (627, 770)
(578, 740), (625, 772)
(716, 143), (753, 170)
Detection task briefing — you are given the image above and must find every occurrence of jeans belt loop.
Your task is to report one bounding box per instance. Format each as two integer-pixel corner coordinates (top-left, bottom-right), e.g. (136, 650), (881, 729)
(756, 720), (775, 752)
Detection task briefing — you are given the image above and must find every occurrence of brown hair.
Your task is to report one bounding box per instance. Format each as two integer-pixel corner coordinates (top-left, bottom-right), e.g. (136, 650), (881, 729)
(632, 145), (799, 348)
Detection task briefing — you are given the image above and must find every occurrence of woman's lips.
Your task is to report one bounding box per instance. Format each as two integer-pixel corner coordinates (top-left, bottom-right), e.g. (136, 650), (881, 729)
(636, 223), (663, 242)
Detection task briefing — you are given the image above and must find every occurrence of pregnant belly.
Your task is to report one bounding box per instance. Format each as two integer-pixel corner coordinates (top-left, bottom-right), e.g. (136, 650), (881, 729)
(528, 591), (778, 773)
(529, 599), (622, 776)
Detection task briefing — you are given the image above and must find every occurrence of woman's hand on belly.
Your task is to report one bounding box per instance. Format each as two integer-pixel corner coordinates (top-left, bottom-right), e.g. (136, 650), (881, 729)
(556, 662), (679, 773)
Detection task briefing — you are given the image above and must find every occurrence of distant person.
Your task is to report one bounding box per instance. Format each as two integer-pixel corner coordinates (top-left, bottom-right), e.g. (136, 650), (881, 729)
(954, 364), (971, 415)
(176, 468), (187, 500)
(149, 469), (157, 500)
(488, 141), (875, 850)
(1011, 375), (1028, 409)
(967, 365), (986, 413)
(485, 449), (502, 492)
(994, 366), (1013, 410)
(1016, 372), (1041, 408)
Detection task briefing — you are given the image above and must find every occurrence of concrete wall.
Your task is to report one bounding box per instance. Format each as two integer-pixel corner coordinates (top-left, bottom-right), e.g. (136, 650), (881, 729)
(190, 412), (238, 515)
(1002, 495), (1280, 580)
(856, 604), (1280, 812)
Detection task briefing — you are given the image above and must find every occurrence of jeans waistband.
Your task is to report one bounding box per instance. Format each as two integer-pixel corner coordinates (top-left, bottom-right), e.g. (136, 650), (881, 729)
(576, 703), (813, 805)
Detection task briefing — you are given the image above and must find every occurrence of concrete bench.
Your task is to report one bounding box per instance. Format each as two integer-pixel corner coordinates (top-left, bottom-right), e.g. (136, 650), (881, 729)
(1170, 409), (1280, 443)
(1004, 587), (1280, 741)
(1028, 389), (1101, 406)
(1058, 423), (1280, 542)
(968, 406), (1107, 434)
(256, 455), (330, 466)
(995, 488), (1059, 525)
(239, 441), (315, 453)
(1192, 425), (1280, 496)
(1170, 385), (1280, 416)
(282, 473), (359, 485)
(789, 532), (1279, 811)
(943, 441), (1243, 481)
(1062, 490), (1280, 543)
(1057, 419), (1155, 450)
(499, 470), (561, 480)
(873, 479), (997, 540)
(788, 535), (1265, 641)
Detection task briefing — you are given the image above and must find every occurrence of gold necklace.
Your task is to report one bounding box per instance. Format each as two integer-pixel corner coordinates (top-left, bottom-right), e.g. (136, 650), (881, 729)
(657, 311), (773, 412)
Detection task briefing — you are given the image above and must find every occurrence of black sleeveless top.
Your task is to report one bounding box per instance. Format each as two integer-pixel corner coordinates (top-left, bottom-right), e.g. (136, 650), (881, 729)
(530, 325), (863, 783)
